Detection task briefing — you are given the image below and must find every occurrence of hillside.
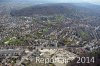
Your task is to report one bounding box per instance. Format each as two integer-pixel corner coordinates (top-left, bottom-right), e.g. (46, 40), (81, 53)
(10, 3), (100, 17)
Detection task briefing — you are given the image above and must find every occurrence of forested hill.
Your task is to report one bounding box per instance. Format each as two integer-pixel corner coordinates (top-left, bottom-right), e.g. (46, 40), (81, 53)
(10, 3), (100, 17)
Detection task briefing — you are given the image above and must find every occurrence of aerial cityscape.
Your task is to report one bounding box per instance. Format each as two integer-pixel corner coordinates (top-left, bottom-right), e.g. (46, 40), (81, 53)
(0, 0), (100, 66)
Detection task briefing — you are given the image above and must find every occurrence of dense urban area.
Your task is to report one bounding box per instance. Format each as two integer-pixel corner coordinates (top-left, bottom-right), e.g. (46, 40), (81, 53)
(0, 2), (100, 66)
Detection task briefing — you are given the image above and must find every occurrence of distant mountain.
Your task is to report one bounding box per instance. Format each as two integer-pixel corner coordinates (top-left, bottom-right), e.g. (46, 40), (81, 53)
(0, 0), (51, 4)
(10, 3), (100, 17)
(0, 0), (53, 10)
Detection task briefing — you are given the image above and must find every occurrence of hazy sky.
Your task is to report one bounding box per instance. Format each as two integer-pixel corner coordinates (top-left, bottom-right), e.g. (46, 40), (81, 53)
(1, 0), (100, 5)
(83, 0), (100, 4)
(47, 0), (100, 4)
(23, 0), (100, 5)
